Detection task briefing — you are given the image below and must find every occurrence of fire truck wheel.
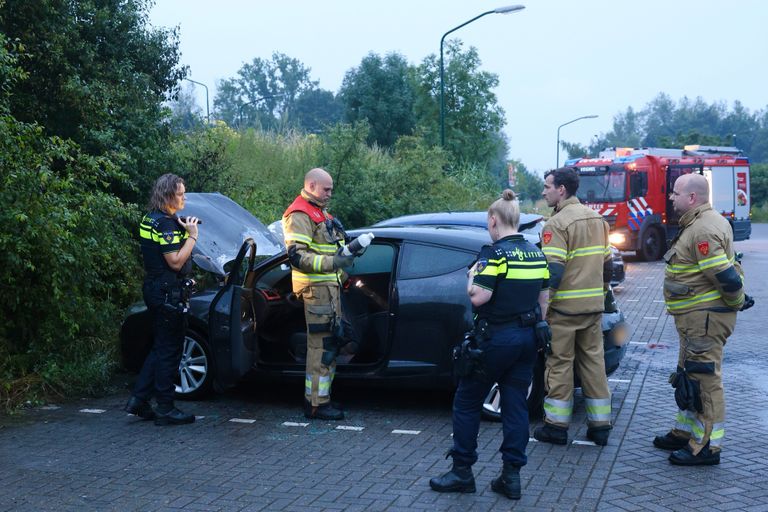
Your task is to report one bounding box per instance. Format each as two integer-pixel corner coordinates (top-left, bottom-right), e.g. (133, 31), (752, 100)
(640, 227), (665, 261)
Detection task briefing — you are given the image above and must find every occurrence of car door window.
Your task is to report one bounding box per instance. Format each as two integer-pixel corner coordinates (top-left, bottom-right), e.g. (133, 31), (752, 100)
(399, 242), (475, 280)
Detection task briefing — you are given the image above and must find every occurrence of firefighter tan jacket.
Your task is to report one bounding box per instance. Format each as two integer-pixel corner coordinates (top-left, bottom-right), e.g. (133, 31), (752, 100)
(282, 191), (344, 292)
(663, 203), (745, 315)
(542, 196), (611, 315)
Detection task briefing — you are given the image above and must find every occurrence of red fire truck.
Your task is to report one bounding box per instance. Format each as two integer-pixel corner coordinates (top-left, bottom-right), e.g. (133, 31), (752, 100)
(565, 146), (751, 260)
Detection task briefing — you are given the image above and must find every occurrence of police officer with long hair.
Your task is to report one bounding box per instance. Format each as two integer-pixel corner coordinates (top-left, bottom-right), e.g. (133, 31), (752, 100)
(430, 190), (550, 500)
(124, 173), (199, 426)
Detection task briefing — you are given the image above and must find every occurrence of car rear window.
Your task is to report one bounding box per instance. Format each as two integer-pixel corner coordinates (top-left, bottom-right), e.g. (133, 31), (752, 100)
(398, 242), (475, 280)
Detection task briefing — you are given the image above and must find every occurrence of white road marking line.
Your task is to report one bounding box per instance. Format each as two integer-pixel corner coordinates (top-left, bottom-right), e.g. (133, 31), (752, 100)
(79, 409), (106, 414)
(626, 299), (639, 302)
(40, 405), (60, 410)
(643, 316), (659, 320)
(195, 416), (205, 420)
(653, 300), (665, 303)
(229, 418), (256, 424)
(629, 341), (647, 345)
(572, 440), (598, 446)
(282, 421), (309, 427)
(528, 437), (537, 442)
(609, 379), (631, 383)
(637, 286), (649, 289)
(392, 429), (421, 435)
(337, 425), (365, 431)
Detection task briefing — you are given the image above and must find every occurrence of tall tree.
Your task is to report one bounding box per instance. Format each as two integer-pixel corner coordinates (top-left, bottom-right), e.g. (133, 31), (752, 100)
(339, 52), (416, 147)
(414, 40), (506, 171)
(577, 94), (768, 163)
(293, 88), (343, 134)
(0, 0), (185, 202)
(214, 52), (317, 130)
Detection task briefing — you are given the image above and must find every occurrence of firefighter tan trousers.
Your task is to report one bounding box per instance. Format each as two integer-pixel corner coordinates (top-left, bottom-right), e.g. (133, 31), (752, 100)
(671, 309), (735, 454)
(544, 311), (611, 428)
(300, 285), (341, 407)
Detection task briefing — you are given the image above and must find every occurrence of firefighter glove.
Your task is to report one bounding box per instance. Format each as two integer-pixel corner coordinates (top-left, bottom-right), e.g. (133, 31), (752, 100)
(333, 250), (355, 270)
(534, 320), (552, 354)
(669, 367), (703, 413)
(741, 294), (755, 311)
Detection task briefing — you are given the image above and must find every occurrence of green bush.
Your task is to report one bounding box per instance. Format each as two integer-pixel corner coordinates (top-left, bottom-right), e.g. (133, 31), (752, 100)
(0, 115), (141, 410)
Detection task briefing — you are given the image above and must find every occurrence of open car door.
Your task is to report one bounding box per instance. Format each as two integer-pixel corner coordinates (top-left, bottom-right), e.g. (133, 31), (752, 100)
(208, 239), (262, 391)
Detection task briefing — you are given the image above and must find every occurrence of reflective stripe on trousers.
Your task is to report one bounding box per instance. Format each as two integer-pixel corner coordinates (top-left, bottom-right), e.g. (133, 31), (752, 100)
(543, 397), (573, 425)
(585, 397), (611, 423)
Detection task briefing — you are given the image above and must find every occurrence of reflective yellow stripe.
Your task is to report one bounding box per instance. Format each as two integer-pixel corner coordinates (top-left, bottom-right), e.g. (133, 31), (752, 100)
(285, 232), (312, 244)
(506, 266), (549, 280)
(698, 254), (729, 271)
(665, 290), (721, 311)
(308, 242), (337, 254)
(293, 271), (338, 284)
(542, 246), (567, 259)
(568, 245), (608, 259)
(312, 255), (323, 272)
(553, 287), (604, 300)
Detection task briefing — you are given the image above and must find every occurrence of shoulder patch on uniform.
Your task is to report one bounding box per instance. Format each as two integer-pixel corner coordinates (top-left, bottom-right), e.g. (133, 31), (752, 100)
(475, 259), (488, 274)
(697, 240), (709, 256)
(163, 231), (174, 243)
(542, 231), (552, 245)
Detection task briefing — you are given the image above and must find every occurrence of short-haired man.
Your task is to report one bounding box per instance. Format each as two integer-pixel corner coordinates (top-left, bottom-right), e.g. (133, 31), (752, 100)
(653, 172), (752, 465)
(282, 168), (356, 420)
(535, 167), (614, 446)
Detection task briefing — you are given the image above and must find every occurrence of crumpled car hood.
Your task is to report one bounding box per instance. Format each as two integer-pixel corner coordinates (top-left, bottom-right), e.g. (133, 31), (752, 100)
(177, 192), (283, 276)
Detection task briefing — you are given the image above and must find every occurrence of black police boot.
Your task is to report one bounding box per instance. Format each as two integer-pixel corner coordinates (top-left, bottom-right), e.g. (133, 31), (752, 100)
(429, 464), (476, 493)
(669, 442), (720, 466)
(490, 463), (521, 500)
(124, 396), (155, 420)
(533, 424), (568, 445)
(586, 425), (612, 446)
(154, 405), (195, 426)
(653, 432), (689, 451)
(303, 400), (344, 421)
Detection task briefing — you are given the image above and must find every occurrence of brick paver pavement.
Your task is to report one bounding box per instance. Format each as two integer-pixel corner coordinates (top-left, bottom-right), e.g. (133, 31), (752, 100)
(1, 229), (766, 511)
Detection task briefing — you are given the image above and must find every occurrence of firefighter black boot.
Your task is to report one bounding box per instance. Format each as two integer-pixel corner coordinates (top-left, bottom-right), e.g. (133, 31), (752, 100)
(533, 423), (568, 445)
(429, 464), (476, 493)
(491, 462), (521, 500)
(587, 425), (612, 446)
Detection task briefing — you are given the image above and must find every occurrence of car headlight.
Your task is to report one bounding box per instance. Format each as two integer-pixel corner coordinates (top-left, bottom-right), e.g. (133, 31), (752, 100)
(608, 232), (626, 246)
(610, 322), (628, 347)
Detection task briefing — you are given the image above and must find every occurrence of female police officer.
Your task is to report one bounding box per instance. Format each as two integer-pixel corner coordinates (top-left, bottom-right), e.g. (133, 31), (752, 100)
(429, 189), (549, 500)
(124, 173), (199, 426)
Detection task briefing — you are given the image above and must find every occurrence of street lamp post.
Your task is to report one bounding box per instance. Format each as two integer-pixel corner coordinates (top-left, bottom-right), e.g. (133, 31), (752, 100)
(556, 114), (598, 168)
(440, 5), (525, 147)
(183, 78), (210, 124)
(237, 94), (285, 129)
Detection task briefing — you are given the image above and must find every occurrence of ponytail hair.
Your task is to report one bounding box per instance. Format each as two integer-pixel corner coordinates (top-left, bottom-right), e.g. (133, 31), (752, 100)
(488, 189), (520, 230)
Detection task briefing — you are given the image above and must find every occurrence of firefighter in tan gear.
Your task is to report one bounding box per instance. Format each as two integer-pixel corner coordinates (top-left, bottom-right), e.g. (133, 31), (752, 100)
(282, 168), (356, 421)
(653, 173), (753, 465)
(534, 167), (613, 446)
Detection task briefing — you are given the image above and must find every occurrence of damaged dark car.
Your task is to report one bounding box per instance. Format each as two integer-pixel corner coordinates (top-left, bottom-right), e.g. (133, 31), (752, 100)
(121, 193), (628, 418)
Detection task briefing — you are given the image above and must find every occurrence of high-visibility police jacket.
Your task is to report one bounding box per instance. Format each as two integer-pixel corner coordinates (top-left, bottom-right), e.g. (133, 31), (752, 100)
(541, 196), (611, 315)
(282, 191), (344, 292)
(663, 203), (744, 315)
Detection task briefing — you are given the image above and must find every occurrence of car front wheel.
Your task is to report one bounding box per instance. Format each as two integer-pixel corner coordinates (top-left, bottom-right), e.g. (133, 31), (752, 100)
(175, 332), (214, 400)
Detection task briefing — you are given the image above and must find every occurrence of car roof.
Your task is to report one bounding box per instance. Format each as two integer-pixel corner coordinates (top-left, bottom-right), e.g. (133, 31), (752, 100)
(349, 225), (492, 251)
(373, 211), (544, 231)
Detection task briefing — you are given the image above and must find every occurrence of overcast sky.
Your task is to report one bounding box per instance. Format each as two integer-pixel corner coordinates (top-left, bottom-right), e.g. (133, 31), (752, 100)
(150, 0), (767, 174)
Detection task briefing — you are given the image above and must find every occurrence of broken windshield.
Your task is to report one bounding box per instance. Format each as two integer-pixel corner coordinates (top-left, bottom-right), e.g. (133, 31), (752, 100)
(576, 167), (626, 203)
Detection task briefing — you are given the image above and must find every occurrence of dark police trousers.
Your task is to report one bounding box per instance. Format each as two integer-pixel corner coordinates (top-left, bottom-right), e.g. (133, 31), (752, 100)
(133, 305), (185, 407)
(451, 323), (537, 467)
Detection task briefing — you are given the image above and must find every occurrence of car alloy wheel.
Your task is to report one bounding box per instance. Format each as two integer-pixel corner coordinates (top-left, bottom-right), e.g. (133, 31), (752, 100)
(175, 333), (212, 399)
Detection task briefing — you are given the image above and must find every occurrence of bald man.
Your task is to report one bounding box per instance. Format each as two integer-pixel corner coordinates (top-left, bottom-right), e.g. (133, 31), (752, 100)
(654, 172), (752, 465)
(282, 168), (355, 420)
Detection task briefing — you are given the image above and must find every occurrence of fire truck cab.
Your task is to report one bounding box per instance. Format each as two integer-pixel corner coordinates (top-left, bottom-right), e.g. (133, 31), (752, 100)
(566, 146), (751, 261)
